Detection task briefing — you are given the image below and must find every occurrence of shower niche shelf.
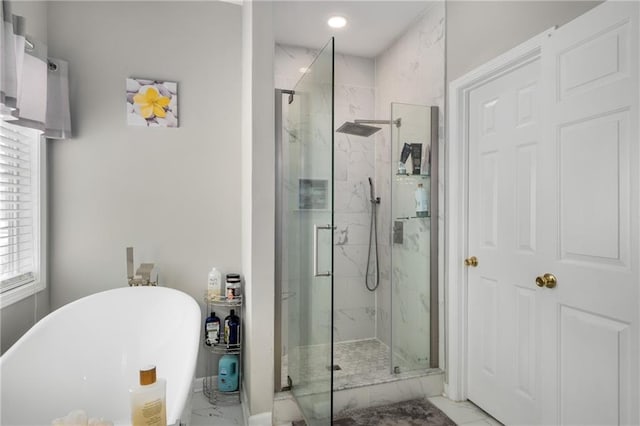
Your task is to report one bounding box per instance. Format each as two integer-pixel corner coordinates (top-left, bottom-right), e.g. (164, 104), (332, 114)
(395, 173), (430, 180)
(203, 294), (243, 406)
(396, 214), (431, 220)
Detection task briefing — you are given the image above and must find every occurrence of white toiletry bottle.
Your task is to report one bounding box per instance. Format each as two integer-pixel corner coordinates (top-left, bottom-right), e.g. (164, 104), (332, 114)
(208, 267), (222, 300)
(130, 366), (167, 426)
(415, 183), (429, 217)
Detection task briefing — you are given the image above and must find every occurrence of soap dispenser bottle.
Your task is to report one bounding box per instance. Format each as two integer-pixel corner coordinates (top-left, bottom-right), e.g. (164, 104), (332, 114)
(130, 365), (167, 426)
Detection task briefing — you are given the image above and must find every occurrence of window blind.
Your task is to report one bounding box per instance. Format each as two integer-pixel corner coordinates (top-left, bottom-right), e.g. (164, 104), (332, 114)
(0, 121), (38, 293)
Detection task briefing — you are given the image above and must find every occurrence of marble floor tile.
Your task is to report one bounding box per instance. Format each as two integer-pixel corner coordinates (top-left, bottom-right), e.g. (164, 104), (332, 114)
(190, 390), (244, 426)
(459, 418), (503, 426)
(426, 396), (491, 425)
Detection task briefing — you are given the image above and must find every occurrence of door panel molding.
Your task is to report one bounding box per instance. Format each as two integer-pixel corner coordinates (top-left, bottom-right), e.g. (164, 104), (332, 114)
(557, 19), (631, 101)
(558, 110), (630, 267)
(558, 304), (631, 425)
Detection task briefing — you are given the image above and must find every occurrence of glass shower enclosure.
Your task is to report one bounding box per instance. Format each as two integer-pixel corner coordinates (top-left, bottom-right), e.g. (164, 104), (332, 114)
(275, 43), (440, 424)
(281, 39), (334, 425)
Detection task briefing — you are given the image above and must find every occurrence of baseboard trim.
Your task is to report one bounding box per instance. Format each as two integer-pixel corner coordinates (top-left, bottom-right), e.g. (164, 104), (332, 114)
(241, 385), (250, 425)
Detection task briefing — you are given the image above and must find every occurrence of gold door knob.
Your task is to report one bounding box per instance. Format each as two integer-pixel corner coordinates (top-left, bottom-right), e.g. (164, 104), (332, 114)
(464, 256), (478, 267)
(535, 273), (557, 289)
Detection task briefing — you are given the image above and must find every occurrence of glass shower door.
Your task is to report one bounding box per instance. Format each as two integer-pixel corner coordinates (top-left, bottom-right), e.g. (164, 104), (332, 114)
(390, 103), (439, 373)
(285, 38), (334, 425)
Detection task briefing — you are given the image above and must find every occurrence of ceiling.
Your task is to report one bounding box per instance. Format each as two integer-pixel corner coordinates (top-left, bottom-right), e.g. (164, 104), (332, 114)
(273, 1), (434, 58)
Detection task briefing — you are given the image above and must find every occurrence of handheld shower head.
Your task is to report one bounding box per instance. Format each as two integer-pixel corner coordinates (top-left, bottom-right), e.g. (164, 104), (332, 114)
(365, 177), (380, 291)
(368, 177), (380, 204)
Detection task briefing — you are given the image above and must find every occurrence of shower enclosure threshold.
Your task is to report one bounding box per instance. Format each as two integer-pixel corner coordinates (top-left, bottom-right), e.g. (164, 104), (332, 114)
(282, 339), (441, 394)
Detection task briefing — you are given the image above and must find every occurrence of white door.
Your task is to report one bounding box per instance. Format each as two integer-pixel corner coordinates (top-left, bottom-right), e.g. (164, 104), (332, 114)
(466, 2), (639, 425)
(538, 2), (639, 425)
(467, 48), (543, 426)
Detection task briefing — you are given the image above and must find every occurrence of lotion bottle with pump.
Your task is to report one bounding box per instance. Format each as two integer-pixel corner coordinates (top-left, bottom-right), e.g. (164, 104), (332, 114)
(130, 365), (167, 426)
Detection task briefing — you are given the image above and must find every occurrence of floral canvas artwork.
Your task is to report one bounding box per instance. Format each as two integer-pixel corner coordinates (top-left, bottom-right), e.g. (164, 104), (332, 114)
(126, 78), (178, 127)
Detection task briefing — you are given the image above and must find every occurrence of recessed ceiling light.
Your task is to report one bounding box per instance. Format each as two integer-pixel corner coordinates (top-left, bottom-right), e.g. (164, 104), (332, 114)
(327, 15), (347, 29)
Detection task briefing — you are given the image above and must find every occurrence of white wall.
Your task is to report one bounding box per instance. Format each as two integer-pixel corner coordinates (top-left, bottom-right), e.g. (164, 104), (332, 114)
(45, 1), (242, 379)
(1, 1), (50, 354)
(241, 0), (276, 417)
(446, 1), (602, 82)
(12, 0), (47, 43)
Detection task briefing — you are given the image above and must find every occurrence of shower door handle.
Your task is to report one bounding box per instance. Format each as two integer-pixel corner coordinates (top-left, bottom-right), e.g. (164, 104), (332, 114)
(313, 224), (334, 277)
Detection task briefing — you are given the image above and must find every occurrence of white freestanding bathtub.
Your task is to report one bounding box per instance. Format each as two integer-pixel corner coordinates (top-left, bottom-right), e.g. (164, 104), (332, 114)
(0, 286), (201, 426)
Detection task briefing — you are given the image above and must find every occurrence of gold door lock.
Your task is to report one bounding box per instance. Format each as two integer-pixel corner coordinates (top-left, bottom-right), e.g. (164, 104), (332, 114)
(464, 256), (478, 267)
(536, 273), (557, 289)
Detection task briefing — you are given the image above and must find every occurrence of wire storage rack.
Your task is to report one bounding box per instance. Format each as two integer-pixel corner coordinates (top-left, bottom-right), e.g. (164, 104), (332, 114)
(203, 293), (242, 405)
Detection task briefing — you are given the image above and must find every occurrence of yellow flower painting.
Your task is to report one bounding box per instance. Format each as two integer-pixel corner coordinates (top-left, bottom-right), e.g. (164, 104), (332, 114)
(134, 87), (169, 118)
(126, 78), (178, 127)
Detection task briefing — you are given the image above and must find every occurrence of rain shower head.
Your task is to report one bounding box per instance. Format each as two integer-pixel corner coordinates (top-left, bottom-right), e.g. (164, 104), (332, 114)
(336, 118), (402, 138)
(336, 121), (382, 137)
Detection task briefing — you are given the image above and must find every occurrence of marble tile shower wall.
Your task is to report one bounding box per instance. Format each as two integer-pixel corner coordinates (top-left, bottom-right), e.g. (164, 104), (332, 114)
(275, 45), (377, 344)
(374, 3), (446, 365)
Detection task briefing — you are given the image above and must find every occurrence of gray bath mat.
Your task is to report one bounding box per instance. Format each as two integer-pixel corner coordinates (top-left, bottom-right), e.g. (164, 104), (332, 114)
(294, 398), (456, 425)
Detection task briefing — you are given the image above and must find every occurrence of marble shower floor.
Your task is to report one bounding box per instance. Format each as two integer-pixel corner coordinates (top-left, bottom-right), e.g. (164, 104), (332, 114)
(283, 338), (432, 392)
(333, 339), (393, 389)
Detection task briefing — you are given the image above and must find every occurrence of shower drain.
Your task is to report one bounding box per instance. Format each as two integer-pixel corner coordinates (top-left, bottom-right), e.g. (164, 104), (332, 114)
(327, 364), (342, 371)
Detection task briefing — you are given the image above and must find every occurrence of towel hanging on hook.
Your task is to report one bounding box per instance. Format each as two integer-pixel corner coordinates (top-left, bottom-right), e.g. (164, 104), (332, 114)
(1, 2), (26, 114)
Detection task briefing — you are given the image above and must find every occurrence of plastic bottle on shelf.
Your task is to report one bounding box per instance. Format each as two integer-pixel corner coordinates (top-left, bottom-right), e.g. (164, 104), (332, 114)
(224, 309), (240, 348)
(217, 354), (239, 392)
(207, 268), (222, 300)
(204, 312), (221, 346)
(415, 183), (429, 218)
(225, 274), (241, 300)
